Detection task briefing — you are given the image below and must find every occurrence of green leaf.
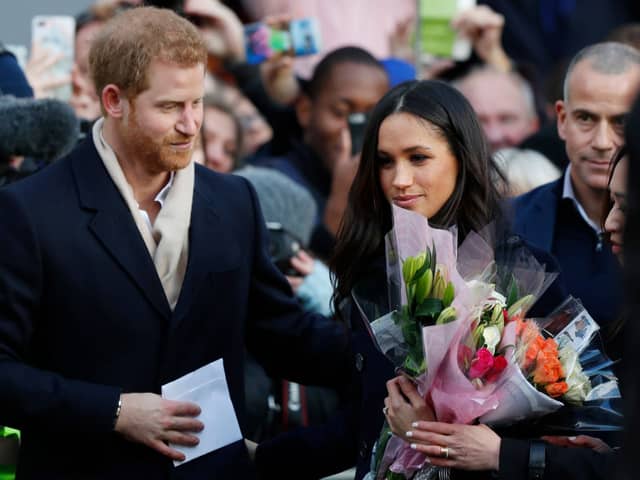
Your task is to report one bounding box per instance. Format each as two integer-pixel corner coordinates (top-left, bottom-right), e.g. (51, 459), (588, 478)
(412, 252), (431, 284)
(415, 298), (444, 318)
(387, 472), (408, 480)
(506, 276), (519, 309)
(436, 305), (457, 325)
(442, 281), (455, 307)
(414, 268), (433, 304)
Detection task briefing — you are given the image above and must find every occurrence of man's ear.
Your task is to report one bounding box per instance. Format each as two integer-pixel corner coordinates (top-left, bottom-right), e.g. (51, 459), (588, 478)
(556, 100), (567, 141)
(101, 84), (127, 118)
(295, 94), (312, 129)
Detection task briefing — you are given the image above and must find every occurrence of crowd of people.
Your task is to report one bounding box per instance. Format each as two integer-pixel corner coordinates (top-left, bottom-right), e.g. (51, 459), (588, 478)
(1, 0), (639, 479)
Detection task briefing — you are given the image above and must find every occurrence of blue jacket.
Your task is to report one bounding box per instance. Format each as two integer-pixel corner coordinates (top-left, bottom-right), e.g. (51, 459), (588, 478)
(0, 138), (350, 479)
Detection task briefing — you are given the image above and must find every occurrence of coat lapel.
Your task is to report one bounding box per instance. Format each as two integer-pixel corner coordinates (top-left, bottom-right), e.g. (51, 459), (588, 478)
(171, 169), (240, 327)
(523, 179), (562, 252)
(71, 139), (172, 321)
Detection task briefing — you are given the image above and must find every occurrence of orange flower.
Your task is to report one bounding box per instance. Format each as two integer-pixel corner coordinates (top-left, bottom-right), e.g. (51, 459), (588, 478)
(532, 353), (564, 385)
(522, 341), (540, 371)
(545, 381), (569, 398)
(541, 338), (559, 357)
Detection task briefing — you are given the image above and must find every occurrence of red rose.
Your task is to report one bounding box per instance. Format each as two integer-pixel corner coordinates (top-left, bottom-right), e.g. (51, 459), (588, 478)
(469, 347), (494, 379)
(485, 355), (508, 383)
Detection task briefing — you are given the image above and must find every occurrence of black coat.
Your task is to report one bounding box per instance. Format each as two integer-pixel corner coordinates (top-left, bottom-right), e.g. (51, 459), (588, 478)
(0, 138), (350, 479)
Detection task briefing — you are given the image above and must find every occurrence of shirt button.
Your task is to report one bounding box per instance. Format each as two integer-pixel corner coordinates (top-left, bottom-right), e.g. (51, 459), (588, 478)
(355, 353), (365, 372)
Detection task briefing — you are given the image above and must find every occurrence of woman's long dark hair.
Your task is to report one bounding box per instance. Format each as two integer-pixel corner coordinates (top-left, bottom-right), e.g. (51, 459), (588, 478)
(601, 145), (628, 230)
(330, 80), (504, 315)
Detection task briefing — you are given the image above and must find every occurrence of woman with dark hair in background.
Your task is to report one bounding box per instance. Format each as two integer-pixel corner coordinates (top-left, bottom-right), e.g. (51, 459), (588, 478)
(620, 87), (640, 480)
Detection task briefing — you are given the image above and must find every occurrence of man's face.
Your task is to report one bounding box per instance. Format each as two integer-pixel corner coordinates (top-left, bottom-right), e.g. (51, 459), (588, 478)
(557, 60), (640, 193)
(458, 70), (539, 153)
(117, 59), (205, 174)
(298, 62), (389, 172)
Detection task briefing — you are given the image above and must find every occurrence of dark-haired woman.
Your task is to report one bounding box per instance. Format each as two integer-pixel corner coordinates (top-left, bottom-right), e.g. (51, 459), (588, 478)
(256, 80), (574, 479)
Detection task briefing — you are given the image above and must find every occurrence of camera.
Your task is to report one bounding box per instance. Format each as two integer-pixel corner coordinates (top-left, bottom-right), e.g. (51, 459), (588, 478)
(266, 222), (302, 277)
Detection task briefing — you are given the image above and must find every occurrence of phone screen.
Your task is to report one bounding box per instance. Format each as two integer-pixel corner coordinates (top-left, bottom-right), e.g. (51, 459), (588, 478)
(417, 0), (475, 63)
(244, 18), (321, 65)
(31, 15), (75, 101)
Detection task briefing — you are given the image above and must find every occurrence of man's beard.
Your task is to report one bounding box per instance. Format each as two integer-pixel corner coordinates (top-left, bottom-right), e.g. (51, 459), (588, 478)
(121, 110), (194, 174)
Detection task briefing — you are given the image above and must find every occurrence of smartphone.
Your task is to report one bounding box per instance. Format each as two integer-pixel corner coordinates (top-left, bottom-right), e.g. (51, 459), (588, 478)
(416, 0), (475, 63)
(244, 18), (321, 65)
(265, 222), (303, 277)
(348, 112), (369, 156)
(31, 15), (75, 101)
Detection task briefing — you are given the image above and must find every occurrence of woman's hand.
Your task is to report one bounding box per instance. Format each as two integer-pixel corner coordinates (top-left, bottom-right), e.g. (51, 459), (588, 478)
(384, 375), (435, 437)
(25, 43), (71, 99)
(541, 435), (612, 454)
(406, 421), (501, 471)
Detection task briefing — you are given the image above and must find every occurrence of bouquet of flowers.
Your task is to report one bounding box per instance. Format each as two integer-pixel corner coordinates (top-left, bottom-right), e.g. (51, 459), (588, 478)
(513, 297), (623, 441)
(359, 208), (572, 480)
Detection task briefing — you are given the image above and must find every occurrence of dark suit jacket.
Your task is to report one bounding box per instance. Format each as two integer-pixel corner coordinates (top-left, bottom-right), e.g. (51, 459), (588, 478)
(511, 178), (622, 331)
(0, 138), (349, 479)
(511, 178), (562, 252)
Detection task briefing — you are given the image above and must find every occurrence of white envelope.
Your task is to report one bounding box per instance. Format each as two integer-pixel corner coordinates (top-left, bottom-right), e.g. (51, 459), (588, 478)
(162, 358), (243, 466)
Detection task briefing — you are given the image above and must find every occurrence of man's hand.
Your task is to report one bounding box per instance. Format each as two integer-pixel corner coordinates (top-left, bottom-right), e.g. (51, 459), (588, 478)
(114, 393), (204, 461)
(183, 0), (245, 62)
(452, 5), (511, 72)
(323, 129), (359, 236)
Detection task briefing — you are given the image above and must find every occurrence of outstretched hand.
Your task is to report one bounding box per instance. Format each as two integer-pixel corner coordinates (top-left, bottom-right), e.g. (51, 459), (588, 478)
(25, 43), (71, 99)
(452, 5), (511, 72)
(114, 393), (204, 461)
(323, 129), (359, 236)
(183, 0), (245, 62)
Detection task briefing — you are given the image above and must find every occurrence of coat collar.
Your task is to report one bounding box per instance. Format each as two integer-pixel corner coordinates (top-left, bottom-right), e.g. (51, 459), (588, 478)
(71, 139), (236, 326)
(71, 138), (172, 321)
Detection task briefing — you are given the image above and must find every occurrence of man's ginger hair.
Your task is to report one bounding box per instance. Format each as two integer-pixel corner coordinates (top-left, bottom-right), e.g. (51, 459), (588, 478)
(89, 7), (207, 100)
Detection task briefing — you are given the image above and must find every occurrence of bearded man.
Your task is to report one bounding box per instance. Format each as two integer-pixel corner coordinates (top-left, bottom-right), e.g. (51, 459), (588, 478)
(0, 7), (349, 479)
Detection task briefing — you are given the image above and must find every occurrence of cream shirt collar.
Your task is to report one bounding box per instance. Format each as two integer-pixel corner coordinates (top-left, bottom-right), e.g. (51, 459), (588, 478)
(97, 126), (175, 232)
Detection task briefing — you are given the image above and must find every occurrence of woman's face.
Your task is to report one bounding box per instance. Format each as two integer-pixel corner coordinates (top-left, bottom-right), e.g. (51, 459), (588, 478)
(604, 156), (628, 263)
(378, 112), (459, 220)
(202, 106), (238, 173)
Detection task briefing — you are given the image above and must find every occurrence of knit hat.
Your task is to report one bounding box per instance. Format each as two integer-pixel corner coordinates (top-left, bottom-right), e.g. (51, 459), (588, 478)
(234, 166), (317, 247)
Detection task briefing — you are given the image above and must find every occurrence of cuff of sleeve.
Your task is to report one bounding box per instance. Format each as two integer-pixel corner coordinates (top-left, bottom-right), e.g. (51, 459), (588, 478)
(61, 381), (122, 434)
(496, 438), (530, 480)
